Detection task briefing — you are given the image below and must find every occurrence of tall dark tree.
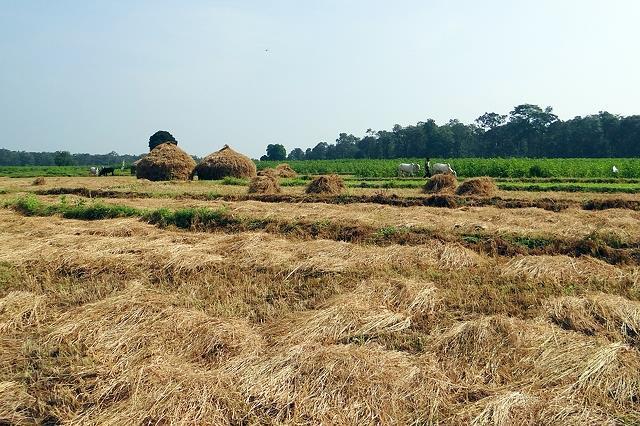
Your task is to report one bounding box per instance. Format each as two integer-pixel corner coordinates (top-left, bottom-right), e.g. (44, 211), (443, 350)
(149, 130), (177, 151)
(287, 148), (306, 160)
(264, 143), (287, 161)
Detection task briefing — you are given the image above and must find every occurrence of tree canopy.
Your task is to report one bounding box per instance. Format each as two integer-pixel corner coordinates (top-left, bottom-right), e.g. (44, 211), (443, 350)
(282, 104), (640, 160)
(149, 130), (178, 151)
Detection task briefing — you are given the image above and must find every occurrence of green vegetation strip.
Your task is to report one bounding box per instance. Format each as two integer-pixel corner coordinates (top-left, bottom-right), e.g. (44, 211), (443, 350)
(5, 195), (639, 265)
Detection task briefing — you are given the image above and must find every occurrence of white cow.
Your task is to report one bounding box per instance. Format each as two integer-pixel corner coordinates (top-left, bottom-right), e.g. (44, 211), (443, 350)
(89, 167), (99, 176)
(398, 163), (421, 177)
(427, 160), (457, 177)
(612, 165), (619, 174)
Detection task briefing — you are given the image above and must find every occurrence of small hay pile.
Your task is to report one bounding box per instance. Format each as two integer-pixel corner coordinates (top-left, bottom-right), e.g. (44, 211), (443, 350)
(248, 175), (281, 195)
(456, 177), (497, 197)
(31, 177), (46, 186)
(257, 168), (278, 178)
(305, 174), (345, 195)
(195, 145), (257, 180)
(275, 163), (297, 178)
(423, 174), (457, 194)
(135, 143), (196, 181)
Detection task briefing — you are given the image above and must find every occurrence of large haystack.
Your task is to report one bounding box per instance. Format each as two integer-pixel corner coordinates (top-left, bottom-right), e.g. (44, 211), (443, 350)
(275, 163), (297, 178)
(423, 174), (457, 194)
(248, 175), (281, 195)
(456, 177), (497, 197)
(195, 145), (256, 180)
(305, 174), (345, 195)
(135, 143), (196, 181)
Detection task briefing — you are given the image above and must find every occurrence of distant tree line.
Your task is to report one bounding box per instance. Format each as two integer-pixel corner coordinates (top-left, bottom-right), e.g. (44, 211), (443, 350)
(0, 149), (143, 167)
(259, 104), (640, 161)
(0, 131), (188, 166)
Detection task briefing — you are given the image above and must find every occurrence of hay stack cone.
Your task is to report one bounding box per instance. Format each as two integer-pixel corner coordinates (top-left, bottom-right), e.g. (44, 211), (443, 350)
(257, 168), (278, 178)
(135, 143), (196, 181)
(248, 175), (281, 194)
(275, 163), (297, 178)
(195, 145), (256, 180)
(305, 174), (345, 195)
(456, 177), (497, 197)
(423, 174), (457, 194)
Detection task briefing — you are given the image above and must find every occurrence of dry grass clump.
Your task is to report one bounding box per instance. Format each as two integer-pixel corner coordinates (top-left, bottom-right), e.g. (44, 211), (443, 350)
(135, 143), (196, 181)
(48, 283), (262, 369)
(31, 177), (46, 186)
(225, 343), (448, 424)
(456, 177), (497, 196)
(270, 295), (411, 345)
(275, 163), (297, 178)
(305, 174), (345, 194)
(0, 291), (46, 332)
(195, 145), (257, 180)
(423, 173), (457, 194)
(435, 316), (525, 383)
(74, 359), (249, 425)
(544, 293), (640, 345)
(466, 391), (543, 426)
(502, 255), (624, 283)
(0, 381), (36, 425)
(247, 175), (281, 195)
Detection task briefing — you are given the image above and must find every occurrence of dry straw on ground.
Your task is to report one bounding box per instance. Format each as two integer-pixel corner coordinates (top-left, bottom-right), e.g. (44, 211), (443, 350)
(305, 174), (345, 194)
(275, 163), (297, 178)
(31, 177), (46, 186)
(135, 143), (196, 181)
(423, 174), (457, 193)
(456, 177), (497, 196)
(248, 175), (281, 195)
(195, 145), (257, 180)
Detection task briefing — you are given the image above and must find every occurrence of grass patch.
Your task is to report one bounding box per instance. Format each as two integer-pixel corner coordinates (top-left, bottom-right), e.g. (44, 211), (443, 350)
(222, 176), (249, 186)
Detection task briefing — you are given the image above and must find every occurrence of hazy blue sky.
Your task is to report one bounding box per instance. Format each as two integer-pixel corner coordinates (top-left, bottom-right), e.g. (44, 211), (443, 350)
(1, 1), (639, 157)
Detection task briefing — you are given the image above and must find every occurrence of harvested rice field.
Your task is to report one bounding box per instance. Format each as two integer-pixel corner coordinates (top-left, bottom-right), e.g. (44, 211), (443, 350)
(1, 176), (640, 424)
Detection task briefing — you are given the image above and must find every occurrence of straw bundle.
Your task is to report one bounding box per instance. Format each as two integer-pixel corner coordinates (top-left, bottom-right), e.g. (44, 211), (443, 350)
(135, 143), (196, 181)
(423, 174), (457, 194)
(456, 177), (497, 196)
(305, 174), (345, 194)
(195, 145), (257, 180)
(248, 175), (281, 195)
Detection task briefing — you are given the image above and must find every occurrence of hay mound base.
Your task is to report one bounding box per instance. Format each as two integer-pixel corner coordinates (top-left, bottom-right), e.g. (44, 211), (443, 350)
(275, 163), (297, 178)
(305, 174), (345, 195)
(31, 177), (46, 186)
(456, 177), (497, 196)
(136, 143), (196, 181)
(195, 145), (256, 180)
(423, 174), (457, 194)
(248, 175), (281, 195)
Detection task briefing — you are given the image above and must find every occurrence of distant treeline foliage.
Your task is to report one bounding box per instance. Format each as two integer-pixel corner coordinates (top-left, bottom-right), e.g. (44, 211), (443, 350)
(273, 104), (640, 160)
(0, 149), (143, 167)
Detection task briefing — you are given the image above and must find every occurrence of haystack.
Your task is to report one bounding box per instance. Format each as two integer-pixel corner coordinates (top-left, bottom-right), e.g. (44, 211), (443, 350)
(248, 175), (281, 195)
(195, 145), (256, 180)
(31, 177), (46, 186)
(423, 174), (457, 194)
(305, 174), (345, 195)
(275, 163), (297, 178)
(257, 168), (278, 178)
(456, 177), (497, 196)
(135, 143), (196, 181)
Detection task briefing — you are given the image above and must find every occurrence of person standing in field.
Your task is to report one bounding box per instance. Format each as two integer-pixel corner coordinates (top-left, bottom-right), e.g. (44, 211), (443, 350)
(424, 158), (431, 178)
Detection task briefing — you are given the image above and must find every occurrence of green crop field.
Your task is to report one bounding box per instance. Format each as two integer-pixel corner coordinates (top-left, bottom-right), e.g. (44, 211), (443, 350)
(256, 158), (640, 178)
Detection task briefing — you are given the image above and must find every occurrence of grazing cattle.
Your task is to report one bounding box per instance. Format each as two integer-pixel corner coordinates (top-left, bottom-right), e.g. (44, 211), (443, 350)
(89, 167), (99, 176)
(398, 163), (421, 177)
(426, 159), (457, 177)
(98, 167), (115, 176)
